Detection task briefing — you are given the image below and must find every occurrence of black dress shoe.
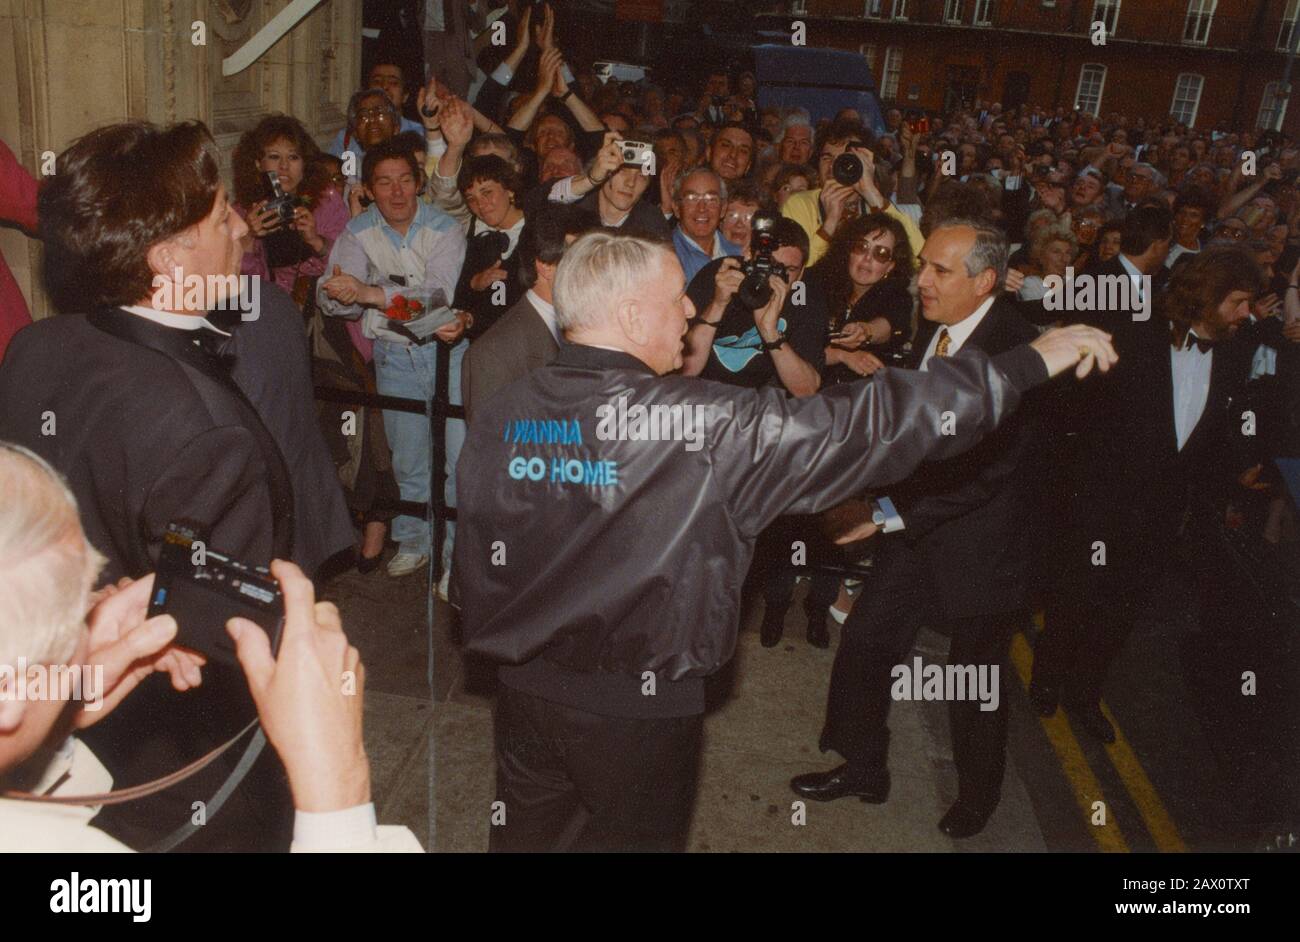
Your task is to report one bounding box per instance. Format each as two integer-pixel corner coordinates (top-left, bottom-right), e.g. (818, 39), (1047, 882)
(938, 800), (994, 839)
(760, 606), (786, 647)
(1027, 680), (1059, 717)
(1064, 700), (1116, 744)
(804, 603), (830, 649)
(356, 553), (383, 575)
(790, 763), (890, 803)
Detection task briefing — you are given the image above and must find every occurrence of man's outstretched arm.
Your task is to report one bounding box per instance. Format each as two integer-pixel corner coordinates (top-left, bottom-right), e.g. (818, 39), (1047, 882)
(711, 325), (1115, 538)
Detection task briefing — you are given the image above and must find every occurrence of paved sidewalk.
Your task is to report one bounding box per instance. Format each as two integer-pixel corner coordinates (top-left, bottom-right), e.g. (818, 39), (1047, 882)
(422, 583), (1047, 853)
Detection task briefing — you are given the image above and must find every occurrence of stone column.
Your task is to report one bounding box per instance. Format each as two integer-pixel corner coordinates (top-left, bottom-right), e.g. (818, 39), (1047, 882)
(0, 0), (363, 319)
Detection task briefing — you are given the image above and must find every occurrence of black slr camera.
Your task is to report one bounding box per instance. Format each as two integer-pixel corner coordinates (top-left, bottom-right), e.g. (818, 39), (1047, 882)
(831, 140), (873, 186)
(737, 211), (787, 310)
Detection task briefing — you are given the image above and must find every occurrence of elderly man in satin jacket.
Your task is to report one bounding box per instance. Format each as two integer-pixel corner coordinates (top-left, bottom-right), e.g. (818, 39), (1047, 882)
(453, 230), (1117, 853)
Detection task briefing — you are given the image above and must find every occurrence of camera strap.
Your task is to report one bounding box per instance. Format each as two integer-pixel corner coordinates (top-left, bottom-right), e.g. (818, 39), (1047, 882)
(0, 719), (260, 807)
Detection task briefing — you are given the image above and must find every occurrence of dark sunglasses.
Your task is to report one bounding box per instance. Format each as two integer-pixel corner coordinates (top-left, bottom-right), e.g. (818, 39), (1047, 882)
(851, 241), (894, 263)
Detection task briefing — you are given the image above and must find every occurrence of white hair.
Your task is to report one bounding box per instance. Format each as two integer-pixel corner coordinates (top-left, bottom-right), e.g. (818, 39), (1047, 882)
(0, 444), (103, 668)
(552, 231), (674, 334)
(779, 113), (812, 143)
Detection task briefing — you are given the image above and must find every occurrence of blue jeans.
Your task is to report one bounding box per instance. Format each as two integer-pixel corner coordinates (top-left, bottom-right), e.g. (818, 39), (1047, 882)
(372, 338), (467, 572)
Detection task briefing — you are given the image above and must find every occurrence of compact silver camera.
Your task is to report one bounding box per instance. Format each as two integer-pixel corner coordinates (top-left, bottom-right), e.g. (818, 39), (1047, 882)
(616, 140), (655, 174)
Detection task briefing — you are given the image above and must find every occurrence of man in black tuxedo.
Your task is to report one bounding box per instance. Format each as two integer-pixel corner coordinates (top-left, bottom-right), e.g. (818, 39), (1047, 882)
(791, 218), (1049, 839)
(462, 202), (585, 421)
(1030, 246), (1266, 742)
(0, 121), (296, 850)
(1077, 203), (1172, 330)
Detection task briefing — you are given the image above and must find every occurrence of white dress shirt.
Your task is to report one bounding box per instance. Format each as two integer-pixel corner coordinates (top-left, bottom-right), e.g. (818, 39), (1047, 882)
(120, 304), (231, 338)
(1118, 253), (1146, 307)
(877, 294), (998, 532)
(1171, 328), (1213, 452)
(527, 288), (560, 344)
(919, 294), (996, 370)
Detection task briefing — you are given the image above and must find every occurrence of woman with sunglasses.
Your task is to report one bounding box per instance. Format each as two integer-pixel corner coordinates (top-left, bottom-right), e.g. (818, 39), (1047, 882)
(808, 212), (916, 384)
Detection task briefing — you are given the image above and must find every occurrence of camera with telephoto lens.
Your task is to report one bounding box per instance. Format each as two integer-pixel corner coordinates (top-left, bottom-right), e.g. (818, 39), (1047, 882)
(736, 211), (787, 311)
(831, 140), (872, 187)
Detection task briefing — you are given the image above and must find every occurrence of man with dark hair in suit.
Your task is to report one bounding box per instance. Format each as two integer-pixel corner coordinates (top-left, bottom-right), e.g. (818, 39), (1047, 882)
(1081, 202), (1173, 329)
(462, 201), (586, 421)
(791, 217), (1049, 839)
(0, 120), (298, 850)
(1030, 245), (1267, 744)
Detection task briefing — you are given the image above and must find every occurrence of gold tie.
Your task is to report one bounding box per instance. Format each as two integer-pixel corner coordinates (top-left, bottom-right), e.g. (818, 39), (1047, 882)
(934, 328), (951, 358)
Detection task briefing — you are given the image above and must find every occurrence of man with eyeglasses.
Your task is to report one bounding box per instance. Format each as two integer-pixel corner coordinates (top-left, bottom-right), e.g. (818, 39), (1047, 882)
(1104, 161), (1163, 219)
(1212, 217), (1249, 244)
(671, 168), (739, 284)
(330, 88), (408, 169)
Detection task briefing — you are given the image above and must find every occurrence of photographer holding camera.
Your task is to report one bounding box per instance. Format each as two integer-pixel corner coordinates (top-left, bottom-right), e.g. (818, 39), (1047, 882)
(782, 118), (924, 268)
(681, 212), (824, 399)
(0, 444), (420, 853)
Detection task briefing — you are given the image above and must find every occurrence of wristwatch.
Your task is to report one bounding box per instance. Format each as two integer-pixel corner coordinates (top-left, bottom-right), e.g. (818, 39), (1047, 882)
(871, 503), (887, 528)
(557, 89), (573, 103)
(762, 334), (788, 351)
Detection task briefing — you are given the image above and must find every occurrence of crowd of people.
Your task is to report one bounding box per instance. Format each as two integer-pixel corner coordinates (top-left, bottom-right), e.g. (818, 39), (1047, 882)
(0, 0), (1296, 853)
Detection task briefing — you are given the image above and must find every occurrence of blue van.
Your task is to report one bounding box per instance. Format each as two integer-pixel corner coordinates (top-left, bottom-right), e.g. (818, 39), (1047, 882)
(750, 44), (886, 136)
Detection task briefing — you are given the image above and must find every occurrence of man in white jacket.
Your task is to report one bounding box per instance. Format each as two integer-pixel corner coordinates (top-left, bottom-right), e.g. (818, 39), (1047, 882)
(0, 444), (421, 853)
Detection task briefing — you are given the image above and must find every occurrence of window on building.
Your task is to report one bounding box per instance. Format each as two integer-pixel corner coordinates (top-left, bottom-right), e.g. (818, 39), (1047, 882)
(864, 0), (883, 16)
(860, 43), (878, 74)
(1258, 82), (1289, 131)
(891, 0), (908, 18)
(1279, 0), (1300, 52)
(1170, 73), (1204, 126)
(1092, 0), (1120, 36)
(1182, 0), (1216, 45)
(944, 0), (964, 24)
(1075, 63), (1106, 115)
(882, 47), (903, 100)
(974, 0), (995, 25)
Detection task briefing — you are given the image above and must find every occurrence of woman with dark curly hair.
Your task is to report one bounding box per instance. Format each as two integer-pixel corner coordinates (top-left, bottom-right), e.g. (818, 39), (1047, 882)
(233, 114), (349, 308)
(454, 154), (527, 340)
(808, 211), (915, 383)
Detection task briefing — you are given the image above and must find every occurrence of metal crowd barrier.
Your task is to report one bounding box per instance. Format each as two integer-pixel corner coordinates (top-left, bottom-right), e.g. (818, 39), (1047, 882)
(314, 341), (461, 583)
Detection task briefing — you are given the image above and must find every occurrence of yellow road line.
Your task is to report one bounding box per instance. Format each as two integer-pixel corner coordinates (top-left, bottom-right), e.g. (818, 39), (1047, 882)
(1009, 631), (1129, 852)
(1099, 701), (1187, 853)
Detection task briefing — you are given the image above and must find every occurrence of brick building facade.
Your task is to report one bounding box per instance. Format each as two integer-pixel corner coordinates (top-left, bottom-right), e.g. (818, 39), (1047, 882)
(759, 1), (1300, 136)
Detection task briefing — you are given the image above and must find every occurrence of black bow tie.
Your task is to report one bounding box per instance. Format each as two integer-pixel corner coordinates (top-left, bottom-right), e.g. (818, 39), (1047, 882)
(195, 323), (237, 367)
(1173, 330), (1213, 354)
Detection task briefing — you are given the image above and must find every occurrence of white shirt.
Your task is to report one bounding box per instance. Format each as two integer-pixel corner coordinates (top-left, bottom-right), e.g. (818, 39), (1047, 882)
(1165, 241), (1201, 269)
(527, 289), (560, 344)
(1118, 253), (1146, 306)
(1170, 328), (1213, 451)
(919, 295), (996, 370)
(120, 304), (231, 339)
(480, 215), (526, 259)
